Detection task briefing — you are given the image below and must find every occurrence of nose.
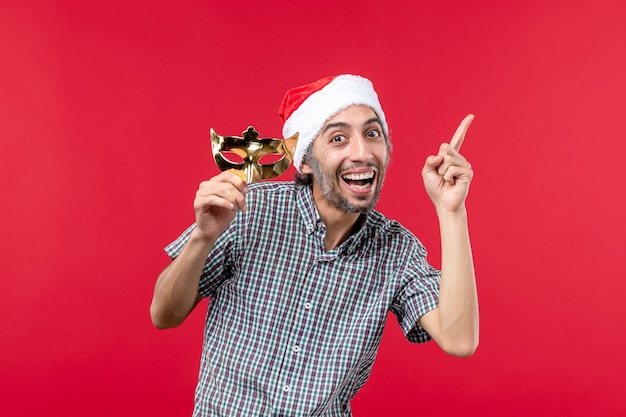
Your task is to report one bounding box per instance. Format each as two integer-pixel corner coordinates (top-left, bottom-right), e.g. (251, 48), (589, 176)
(349, 134), (373, 162)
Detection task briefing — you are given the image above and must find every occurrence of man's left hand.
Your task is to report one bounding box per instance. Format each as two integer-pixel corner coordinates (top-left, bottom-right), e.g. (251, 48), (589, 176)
(422, 114), (475, 214)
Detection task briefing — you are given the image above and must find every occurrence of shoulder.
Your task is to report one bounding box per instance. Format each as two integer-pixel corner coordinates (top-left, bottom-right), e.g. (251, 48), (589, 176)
(247, 180), (297, 191)
(247, 180), (298, 196)
(366, 210), (416, 241)
(366, 210), (428, 255)
(246, 181), (298, 201)
(243, 181), (300, 215)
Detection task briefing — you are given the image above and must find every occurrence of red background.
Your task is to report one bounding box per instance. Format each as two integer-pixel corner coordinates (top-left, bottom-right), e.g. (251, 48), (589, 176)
(2, 1), (626, 415)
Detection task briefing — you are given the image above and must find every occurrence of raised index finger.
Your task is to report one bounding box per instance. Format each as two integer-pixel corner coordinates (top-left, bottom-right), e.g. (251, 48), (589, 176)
(450, 114), (475, 152)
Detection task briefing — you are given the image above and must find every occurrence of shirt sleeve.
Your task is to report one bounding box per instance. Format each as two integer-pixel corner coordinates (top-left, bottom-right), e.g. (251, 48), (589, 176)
(391, 241), (441, 344)
(164, 222), (238, 298)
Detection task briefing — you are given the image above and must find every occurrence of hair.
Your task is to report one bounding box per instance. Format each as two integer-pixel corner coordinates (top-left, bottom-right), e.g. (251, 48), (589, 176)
(294, 144), (314, 185)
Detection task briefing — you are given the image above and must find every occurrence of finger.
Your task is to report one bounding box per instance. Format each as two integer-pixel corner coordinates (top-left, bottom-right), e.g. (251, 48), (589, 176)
(198, 181), (248, 212)
(225, 168), (247, 183)
(442, 165), (474, 185)
(422, 155), (443, 173)
(219, 170), (249, 195)
(436, 148), (470, 176)
(212, 186), (247, 212)
(450, 114), (475, 152)
(195, 194), (239, 211)
(198, 192), (247, 213)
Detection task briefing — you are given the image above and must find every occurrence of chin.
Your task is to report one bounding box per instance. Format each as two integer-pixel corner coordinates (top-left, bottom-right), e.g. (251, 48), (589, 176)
(341, 194), (379, 213)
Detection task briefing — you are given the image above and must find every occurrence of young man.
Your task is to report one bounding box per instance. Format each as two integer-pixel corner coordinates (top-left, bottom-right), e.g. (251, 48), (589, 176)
(150, 74), (479, 416)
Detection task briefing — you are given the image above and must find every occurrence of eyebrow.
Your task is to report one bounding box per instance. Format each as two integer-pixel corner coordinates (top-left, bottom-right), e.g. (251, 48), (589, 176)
(321, 117), (383, 134)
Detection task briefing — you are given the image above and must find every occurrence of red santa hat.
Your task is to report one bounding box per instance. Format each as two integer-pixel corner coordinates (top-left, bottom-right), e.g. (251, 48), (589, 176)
(278, 74), (388, 173)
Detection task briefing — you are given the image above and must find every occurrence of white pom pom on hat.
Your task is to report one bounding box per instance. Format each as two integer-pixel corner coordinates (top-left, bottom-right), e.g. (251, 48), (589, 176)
(278, 74), (388, 173)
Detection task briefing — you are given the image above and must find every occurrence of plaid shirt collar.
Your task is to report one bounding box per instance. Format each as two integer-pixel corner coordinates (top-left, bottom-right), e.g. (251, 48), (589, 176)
(295, 184), (372, 257)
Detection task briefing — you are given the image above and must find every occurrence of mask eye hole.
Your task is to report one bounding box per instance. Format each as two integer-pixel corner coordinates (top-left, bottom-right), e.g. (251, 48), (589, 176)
(258, 154), (284, 165)
(219, 151), (245, 164)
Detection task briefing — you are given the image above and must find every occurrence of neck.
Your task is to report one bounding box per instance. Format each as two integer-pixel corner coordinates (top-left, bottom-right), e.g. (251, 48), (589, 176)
(311, 186), (363, 251)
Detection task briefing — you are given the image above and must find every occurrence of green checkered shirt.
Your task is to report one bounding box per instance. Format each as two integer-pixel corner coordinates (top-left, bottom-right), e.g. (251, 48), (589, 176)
(165, 181), (441, 416)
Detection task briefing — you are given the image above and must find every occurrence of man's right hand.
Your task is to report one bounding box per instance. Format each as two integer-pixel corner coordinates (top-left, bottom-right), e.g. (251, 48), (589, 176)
(150, 171), (248, 329)
(192, 171), (249, 241)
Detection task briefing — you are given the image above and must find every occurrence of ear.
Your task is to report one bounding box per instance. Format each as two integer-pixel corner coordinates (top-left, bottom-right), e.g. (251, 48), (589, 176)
(300, 159), (313, 174)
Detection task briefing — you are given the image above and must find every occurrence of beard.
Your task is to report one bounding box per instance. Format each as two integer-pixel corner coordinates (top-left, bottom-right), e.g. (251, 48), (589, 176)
(307, 155), (385, 213)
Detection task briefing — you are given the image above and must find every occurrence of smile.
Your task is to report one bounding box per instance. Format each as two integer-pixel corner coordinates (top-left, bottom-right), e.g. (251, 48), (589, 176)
(341, 171), (375, 190)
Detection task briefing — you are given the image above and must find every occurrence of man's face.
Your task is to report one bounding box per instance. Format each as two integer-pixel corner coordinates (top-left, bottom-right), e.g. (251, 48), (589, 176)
(302, 105), (390, 213)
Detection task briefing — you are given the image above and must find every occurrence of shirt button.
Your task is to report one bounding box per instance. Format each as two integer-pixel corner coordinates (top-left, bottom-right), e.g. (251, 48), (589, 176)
(306, 224), (313, 232)
(283, 384), (290, 392)
(304, 302), (312, 310)
(293, 345), (300, 353)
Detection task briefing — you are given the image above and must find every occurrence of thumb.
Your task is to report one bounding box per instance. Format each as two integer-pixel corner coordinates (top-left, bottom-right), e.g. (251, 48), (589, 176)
(423, 155), (443, 173)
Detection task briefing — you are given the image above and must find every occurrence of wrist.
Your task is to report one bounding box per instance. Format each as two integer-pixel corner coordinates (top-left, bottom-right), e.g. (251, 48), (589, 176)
(189, 225), (218, 246)
(435, 203), (468, 220)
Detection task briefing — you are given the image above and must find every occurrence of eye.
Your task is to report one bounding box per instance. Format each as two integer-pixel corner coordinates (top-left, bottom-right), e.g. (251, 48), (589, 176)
(366, 129), (381, 138)
(331, 134), (347, 143)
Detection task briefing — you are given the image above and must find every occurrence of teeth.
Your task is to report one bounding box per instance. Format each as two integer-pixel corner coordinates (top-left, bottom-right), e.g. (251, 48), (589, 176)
(342, 171), (374, 181)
